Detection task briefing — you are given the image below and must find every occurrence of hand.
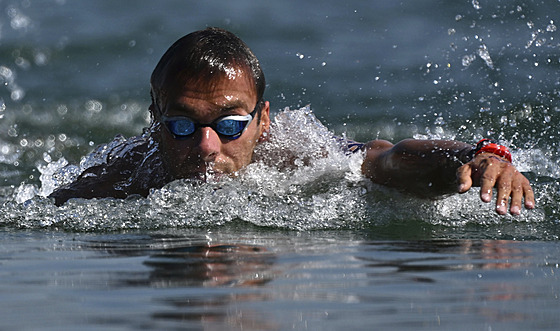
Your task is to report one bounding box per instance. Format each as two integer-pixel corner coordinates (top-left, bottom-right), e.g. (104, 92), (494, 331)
(456, 152), (535, 215)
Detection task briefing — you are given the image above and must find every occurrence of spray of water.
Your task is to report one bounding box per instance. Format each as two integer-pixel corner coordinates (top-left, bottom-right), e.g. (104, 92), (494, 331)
(0, 106), (553, 233)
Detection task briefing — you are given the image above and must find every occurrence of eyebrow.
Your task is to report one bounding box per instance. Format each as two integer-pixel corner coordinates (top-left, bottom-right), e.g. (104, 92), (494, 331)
(167, 99), (251, 115)
(217, 100), (250, 113)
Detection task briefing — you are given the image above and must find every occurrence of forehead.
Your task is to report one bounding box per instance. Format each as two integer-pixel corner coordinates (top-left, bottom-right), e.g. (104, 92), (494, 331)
(163, 70), (257, 109)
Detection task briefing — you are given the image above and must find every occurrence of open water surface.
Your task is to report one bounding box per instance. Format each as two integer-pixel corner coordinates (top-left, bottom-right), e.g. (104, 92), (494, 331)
(1, 0), (559, 330)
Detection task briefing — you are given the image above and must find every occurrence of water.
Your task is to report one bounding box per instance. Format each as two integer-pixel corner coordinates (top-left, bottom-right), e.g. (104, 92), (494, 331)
(2, 228), (559, 330)
(1, 0), (559, 329)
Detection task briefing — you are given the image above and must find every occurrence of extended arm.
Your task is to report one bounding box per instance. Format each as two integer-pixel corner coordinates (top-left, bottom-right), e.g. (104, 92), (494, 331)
(48, 136), (154, 206)
(49, 163), (134, 206)
(361, 139), (535, 215)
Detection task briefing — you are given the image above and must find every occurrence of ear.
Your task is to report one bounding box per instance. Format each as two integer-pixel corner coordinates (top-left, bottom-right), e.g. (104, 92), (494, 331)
(258, 101), (271, 143)
(149, 103), (160, 120)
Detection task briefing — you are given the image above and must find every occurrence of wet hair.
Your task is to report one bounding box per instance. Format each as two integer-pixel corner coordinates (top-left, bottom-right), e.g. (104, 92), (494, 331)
(150, 27), (266, 116)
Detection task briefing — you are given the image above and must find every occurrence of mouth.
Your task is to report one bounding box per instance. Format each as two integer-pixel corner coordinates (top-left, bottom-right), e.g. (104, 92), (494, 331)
(175, 162), (226, 182)
(202, 169), (226, 182)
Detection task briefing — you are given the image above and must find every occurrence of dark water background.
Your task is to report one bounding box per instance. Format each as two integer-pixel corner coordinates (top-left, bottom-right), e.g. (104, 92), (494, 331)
(1, 0), (559, 330)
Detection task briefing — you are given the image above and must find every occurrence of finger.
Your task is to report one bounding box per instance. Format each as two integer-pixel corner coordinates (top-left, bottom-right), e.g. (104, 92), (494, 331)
(508, 175), (524, 215)
(478, 161), (499, 203)
(494, 167), (513, 215)
(456, 164), (473, 193)
(522, 179), (536, 210)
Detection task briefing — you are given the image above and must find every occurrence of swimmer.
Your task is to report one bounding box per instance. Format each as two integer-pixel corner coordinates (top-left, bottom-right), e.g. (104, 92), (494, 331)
(49, 27), (535, 215)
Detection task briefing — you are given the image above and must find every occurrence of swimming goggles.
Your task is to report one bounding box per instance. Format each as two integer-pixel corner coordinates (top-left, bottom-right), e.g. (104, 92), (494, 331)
(161, 103), (260, 140)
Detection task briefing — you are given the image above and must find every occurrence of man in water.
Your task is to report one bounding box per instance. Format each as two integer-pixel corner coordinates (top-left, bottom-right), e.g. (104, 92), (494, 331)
(49, 27), (534, 215)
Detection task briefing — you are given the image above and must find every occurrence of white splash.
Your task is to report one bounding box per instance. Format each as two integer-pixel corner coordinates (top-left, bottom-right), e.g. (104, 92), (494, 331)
(2, 107), (551, 232)
(477, 43), (494, 69)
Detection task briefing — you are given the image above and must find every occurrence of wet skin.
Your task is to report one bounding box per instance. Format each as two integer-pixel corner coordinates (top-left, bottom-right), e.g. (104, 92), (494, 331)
(361, 139), (535, 215)
(50, 69), (535, 215)
(153, 72), (535, 216)
(152, 72), (270, 180)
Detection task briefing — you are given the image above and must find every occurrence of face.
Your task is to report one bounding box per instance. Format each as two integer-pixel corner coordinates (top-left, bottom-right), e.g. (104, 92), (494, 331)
(153, 71), (270, 180)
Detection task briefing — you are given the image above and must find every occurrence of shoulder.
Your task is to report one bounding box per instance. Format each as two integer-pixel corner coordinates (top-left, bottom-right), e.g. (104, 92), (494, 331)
(364, 139), (394, 150)
(361, 140), (395, 158)
(48, 134), (154, 205)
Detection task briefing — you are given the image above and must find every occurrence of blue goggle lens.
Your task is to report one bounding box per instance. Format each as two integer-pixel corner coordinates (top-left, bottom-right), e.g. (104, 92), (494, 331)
(215, 119), (249, 136)
(162, 114), (252, 140)
(168, 119), (196, 136)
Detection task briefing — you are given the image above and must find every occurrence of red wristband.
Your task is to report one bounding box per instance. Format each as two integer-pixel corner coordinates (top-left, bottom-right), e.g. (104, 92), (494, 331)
(474, 139), (512, 163)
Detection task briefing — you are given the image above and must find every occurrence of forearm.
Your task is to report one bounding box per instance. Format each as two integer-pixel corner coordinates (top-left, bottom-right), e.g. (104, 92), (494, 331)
(49, 170), (129, 206)
(362, 139), (475, 195)
(48, 138), (153, 206)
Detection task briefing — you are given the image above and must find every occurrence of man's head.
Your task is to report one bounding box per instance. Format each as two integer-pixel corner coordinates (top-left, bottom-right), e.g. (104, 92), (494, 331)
(149, 28), (270, 180)
(150, 27), (266, 117)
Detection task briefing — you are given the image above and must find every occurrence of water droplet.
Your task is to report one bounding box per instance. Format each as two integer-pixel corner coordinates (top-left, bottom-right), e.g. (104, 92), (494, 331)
(477, 44), (494, 69)
(462, 54), (476, 67)
(535, 38), (546, 47)
(85, 99), (103, 113)
(57, 105), (68, 115)
(471, 0), (481, 10)
(8, 7), (31, 30)
(34, 51), (48, 66)
(15, 57), (30, 69)
(11, 89), (25, 101)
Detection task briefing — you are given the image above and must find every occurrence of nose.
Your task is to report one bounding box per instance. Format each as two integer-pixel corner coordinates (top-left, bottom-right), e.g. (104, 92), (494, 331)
(194, 127), (221, 162)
